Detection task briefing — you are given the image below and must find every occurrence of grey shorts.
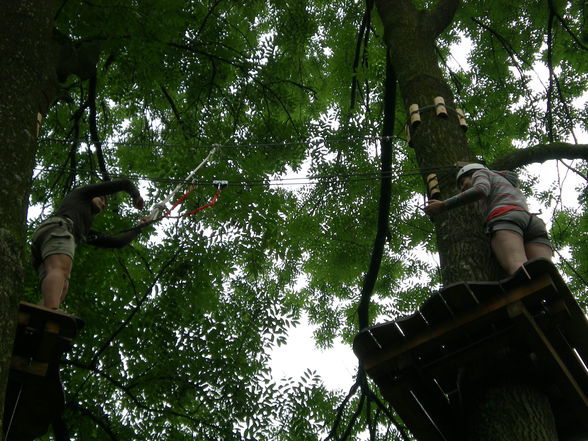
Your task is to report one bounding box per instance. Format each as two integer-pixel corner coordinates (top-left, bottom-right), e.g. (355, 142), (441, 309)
(485, 210), (553, 249)
(31, 216), (76, 279)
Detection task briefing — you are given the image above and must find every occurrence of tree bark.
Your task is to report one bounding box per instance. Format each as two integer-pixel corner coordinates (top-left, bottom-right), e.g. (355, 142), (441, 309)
(0, 0), (56, 432)
(467, 383), (558, 441)
(375, 0), (502, 284)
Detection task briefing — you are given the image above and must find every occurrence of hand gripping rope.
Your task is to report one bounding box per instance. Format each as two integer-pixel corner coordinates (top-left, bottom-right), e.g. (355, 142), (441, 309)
(143, 146), (226, 225)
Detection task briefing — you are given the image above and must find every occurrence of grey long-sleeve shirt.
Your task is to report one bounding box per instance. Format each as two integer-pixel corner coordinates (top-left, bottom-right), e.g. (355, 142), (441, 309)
(443, 169), (528, 221)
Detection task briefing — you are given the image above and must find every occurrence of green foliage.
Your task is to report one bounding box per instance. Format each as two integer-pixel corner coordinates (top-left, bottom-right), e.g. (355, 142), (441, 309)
(19, 0), (588, 439)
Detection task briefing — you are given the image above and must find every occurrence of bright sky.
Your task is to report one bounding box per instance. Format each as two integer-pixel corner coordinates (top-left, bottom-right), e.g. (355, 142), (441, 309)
(269, 314), (359, 391)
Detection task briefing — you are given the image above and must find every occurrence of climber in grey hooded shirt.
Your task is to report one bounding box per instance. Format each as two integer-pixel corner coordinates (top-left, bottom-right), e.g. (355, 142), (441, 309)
(424, 164), (552, 275)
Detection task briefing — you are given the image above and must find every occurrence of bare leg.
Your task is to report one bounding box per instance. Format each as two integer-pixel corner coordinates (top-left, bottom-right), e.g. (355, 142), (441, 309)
(525, 243), (553, 261)
(491, 230), (527, 276)
(41, 254), (73, 309)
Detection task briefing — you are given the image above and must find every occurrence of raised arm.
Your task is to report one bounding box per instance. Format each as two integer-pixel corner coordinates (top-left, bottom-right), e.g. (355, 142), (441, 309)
(76, 179), (142, 205)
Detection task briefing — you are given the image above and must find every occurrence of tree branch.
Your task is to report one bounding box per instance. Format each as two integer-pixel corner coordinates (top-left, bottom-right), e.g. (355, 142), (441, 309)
(67, 402), (119, 441)
(546, 3), (555, 142)
(90, 254), (177, 367)
(65, 360), (230, 440)
(490, 142), (588, 170)
(88, 74), (110, 181)
(160, 85), (189, 138)
(426, 0), (460, 38)
(357, 52), (396, 330)
(549, 0), (588, 51)
(351, 0), (374, 110)
(325, 371), (362, 440)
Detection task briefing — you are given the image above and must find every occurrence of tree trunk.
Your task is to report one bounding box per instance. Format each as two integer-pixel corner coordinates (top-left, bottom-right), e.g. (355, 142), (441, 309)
(376, 0), (504, 285)
(468, 383), (558, 441)
(374, 0), (558, 438)
(0, 0), (56, 432)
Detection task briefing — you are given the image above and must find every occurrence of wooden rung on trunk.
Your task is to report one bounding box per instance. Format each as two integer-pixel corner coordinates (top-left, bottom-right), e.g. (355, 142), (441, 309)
(426, 173), (441, 200)
(434, 97), (447, 117)
(405, 124), (413, 147)
(456, 108), (468, 131)
(409, 104), (421, 127)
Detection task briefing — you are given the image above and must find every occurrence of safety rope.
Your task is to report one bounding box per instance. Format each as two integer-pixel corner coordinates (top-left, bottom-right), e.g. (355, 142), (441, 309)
(85, 147), (224, 241)
(145, 146), (218, 223)
(164, 183), (225, 219)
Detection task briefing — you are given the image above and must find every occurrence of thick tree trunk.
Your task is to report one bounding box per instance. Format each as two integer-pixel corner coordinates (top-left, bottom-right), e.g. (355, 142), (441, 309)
(468, 383), (558, 441)
(374, 0), (558, 439)
(0, 0), (55, 432)
(376, 0), (504, 285)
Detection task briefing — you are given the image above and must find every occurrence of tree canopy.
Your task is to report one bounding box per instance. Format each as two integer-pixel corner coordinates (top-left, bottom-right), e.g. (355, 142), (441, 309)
(2, 0), (588, 439)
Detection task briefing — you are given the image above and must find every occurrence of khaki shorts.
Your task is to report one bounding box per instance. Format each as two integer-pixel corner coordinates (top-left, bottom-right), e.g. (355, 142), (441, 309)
(31, 216), (76, 280)
(485, 210), (553, 249)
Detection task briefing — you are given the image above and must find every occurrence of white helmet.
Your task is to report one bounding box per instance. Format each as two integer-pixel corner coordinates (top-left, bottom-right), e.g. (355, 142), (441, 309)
(456, 163), (487, 184)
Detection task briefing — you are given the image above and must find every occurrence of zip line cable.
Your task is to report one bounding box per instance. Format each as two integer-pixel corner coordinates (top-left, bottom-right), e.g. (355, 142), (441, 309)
(32, 164), (457, 189)
(37, 135), (404, 151)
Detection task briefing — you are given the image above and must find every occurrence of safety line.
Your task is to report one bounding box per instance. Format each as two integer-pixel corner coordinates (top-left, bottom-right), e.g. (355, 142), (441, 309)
(145, 147), (217, 222)
(37, 135), (403, 151)
(4, 385), (23, 441)
(31, 165), (456, 188)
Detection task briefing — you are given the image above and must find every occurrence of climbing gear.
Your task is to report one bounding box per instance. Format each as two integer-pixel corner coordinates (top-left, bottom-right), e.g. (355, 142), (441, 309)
(145, 147), (219, 223)
(456, 163), (487, 185)
(163, 180), (227, 219)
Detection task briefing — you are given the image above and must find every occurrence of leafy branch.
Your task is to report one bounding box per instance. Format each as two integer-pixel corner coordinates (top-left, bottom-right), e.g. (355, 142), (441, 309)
(89, 253), (177, 368)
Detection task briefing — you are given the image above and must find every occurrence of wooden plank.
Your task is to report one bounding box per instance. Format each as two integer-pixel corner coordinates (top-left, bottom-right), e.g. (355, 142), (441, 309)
(10, 356), (48, 377)
(353, 329), (384, 361)
(533, 312), (588, 398)
(396, 313), (429, 337)
(353, 321), (405, 363)
(17, 302), (84, 339)
(420, 294), (453, 324)
(440, 284), (480, 315)
(375, 373), (456, 441)
(356, 259), (588, 441)
(466, 281), (504, 304)
(420, 325), (517, 394)
(509, 303), (588, 411)
(362, 275), (555, 374)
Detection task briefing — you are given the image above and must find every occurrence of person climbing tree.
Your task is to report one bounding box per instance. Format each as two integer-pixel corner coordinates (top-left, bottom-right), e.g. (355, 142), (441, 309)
(31, 179), (146, 309)
(423, 163), (553, 275)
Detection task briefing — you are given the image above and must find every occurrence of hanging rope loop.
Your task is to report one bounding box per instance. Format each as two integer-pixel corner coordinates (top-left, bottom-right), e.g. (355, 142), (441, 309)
(165, 185), (223, 218)
(144, 146), (218, 223)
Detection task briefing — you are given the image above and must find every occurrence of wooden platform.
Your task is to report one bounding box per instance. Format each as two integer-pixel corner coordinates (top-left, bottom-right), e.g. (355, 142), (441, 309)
(353, 259), (588, 441)
(4, 302), (83, 441)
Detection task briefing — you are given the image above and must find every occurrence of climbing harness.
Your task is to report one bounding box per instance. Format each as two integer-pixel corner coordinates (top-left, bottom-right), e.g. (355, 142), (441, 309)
(162, 179), (227, 219)
(143, 146), (225, 225)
